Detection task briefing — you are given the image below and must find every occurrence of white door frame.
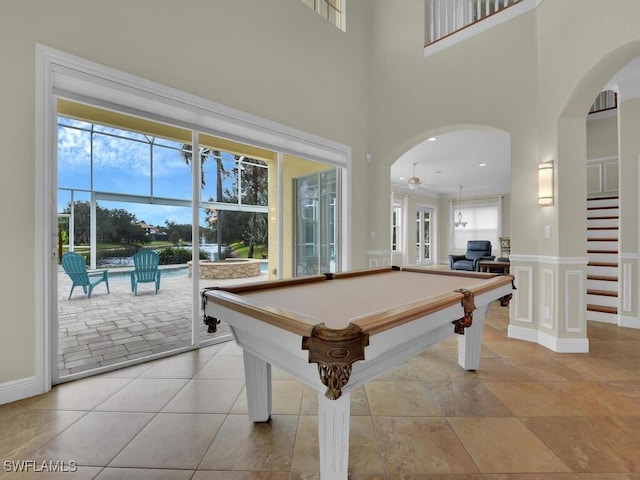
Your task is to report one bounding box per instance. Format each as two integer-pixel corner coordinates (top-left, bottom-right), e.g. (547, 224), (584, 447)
(35, 44), (351, 396)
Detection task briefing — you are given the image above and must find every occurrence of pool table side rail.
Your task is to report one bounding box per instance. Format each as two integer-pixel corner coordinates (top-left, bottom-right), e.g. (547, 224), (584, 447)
(351, 272), (513, 335)
(203, 288), (325, 337)
(202, 266), (514, 338)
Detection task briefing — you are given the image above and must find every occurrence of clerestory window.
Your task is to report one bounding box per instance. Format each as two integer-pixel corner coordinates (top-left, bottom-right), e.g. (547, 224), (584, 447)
(301, 0), (346, 31)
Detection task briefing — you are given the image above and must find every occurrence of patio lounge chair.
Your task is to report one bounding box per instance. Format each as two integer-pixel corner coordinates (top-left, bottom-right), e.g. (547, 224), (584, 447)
(61, 252), (110, 299)
(130, 250), (161, 295)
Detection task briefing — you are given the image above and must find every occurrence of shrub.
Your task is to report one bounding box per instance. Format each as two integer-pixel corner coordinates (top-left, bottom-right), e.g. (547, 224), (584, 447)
(157, 247), (209, 265)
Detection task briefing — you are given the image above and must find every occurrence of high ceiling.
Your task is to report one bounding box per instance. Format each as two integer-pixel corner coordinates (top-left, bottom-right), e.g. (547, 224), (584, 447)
(390, 129), (511, 199)
(391, 55), (640, 200)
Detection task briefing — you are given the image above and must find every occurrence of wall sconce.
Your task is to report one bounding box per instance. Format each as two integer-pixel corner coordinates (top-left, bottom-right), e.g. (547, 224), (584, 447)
(538, 161), (554, 206)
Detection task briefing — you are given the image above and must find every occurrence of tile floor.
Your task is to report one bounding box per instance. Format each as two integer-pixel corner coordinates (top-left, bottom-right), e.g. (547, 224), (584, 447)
(3, 302), (640, 479)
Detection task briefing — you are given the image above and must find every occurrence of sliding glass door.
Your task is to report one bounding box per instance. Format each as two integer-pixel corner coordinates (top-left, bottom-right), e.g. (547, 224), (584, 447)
(294, 169), (338, 276)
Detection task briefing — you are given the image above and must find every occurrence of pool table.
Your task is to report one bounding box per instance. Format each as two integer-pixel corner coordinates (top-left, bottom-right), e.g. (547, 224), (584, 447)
(201, 266), (514, 480)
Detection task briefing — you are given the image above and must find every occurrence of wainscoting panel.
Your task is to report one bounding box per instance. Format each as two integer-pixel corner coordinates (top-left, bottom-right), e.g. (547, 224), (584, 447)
(564, 270), (584, 333)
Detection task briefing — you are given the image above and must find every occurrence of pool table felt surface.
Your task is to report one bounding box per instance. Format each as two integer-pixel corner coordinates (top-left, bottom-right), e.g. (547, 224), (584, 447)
(204, 268), (512, 336)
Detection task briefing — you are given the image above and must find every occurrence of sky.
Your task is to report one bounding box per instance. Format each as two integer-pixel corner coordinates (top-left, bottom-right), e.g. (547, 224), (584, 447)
(57, 117), (242, 228)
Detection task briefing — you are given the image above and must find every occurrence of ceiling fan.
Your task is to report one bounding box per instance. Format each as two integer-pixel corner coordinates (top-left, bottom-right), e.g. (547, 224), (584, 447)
(406, 163), (421, 190)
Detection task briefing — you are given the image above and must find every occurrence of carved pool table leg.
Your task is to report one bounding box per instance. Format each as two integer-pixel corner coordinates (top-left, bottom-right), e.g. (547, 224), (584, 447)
(318, 391), (351, 480)
(243, 350), (272, 422)
(457, 305), (487, 370)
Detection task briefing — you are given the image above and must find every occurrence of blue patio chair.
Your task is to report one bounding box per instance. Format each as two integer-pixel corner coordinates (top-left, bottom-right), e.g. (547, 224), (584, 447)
(130, 250), (161, 295)
(61, 252), (110, 299)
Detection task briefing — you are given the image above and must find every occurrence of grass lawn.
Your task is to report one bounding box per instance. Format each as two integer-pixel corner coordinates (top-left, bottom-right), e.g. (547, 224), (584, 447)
(230, 242), (267, 259)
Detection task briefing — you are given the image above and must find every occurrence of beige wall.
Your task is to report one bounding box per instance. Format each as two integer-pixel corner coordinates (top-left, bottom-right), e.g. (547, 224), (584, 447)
(0, 0), (371, 384)
(4, 0), (640, 390)
(587, 115), (618, 160)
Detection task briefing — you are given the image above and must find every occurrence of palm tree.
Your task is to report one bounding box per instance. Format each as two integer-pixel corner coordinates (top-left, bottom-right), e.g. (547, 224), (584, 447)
(180, 146), (225, 260)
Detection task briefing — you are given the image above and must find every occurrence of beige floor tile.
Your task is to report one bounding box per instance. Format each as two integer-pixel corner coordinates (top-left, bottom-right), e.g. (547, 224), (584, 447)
(373, 416), (478, 474)
(348, 416), (385, 474)
(291, 415), (384, 476)
(299, 385), (370, 416)
(426, 381), (512, 417)
(482, 474), (581, 480)
(543, 381), (640, 416)
(483, 339), (557, 359)
(231, 380), (304, 415)
(408, 355), (479, 382)
(193, 472), (290, 480)
(365, 381), (441, 416)
(473, 358), (539, 383)
(271, 380), (304, 414)
(587, 340), (640, 357)
(139, 354), (210, 379)
(100, 362), (154, 378)
(0, 409), (86, 461)
(482, 382), (585, 417)
(110, 413), (225, 469)
(600, 380), (640, 400)
(447, 417), (571, 473)
(94, 378), (189, 412)
(199, 414), (297, 471)
(195, 356), (246, 380)
(555, 357), (640, 382)
(350, 385), (372, 416)
(510, 358), (587, 382)
(521, 416), (640, 473)
(386, 474), (484, 480)
(0, 466), (102, 479)
(578, 474), (640, 479)
(95, 467), (194, 479)
(163, 379), (244, 413)
(31, 411), (154, 466)
(216, 341), (244, 356)
(18, 377), (132, 411)
(368, 361), (420, 381)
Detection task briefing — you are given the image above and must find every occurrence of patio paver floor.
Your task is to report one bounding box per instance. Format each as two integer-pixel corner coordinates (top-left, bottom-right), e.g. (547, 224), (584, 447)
(58, 267), (267, 377)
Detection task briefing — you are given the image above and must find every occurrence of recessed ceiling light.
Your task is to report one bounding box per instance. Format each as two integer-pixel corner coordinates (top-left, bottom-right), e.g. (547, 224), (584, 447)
(479, 163), (487, 167)
(428, 137), (437, 142)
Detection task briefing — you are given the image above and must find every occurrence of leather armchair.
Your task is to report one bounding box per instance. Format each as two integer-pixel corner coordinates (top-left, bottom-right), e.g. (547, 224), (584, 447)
(449, 240), (494, 271)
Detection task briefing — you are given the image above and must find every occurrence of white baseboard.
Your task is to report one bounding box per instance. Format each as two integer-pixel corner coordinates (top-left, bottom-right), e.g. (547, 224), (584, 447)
(619, 315), (640, 329)
(508, 325), (589, 353)
(508, 324), (538, 343)
(0, 376), (42, 405)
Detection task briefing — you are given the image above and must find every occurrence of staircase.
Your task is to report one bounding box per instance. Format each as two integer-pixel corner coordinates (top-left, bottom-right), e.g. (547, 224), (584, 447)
(586, 196), (619, 324)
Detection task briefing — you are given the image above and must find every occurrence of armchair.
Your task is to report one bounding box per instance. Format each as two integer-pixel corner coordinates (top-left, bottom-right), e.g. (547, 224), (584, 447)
(449, 240), (494, 271)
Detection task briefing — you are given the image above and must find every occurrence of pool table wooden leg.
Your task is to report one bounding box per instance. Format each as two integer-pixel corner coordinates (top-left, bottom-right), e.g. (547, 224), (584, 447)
(243, 350), (272, 422)
(318, 391), (351, 480)
(457, 304), (487, 370)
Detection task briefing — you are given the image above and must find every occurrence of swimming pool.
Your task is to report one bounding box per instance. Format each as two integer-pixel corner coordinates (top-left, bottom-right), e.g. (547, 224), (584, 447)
(106, 261), (268, 281)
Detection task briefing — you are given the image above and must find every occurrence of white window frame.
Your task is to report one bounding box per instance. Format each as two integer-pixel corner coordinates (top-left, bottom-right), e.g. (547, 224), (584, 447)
(34, 44), (351, 398)
(391, 203), (403, 253)
(301, 0), (346, 31)
(450, 196), (503, 255)
(416, 205), (435, 265)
